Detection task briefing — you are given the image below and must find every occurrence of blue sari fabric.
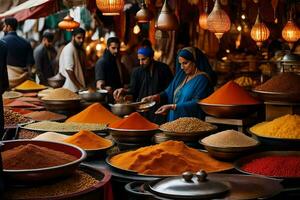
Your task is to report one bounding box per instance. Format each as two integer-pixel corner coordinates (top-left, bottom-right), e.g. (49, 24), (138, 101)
(160, 47), (215, 121)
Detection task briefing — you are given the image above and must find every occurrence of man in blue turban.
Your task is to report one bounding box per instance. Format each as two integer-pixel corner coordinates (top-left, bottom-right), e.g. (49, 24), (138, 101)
(114, 43), (173, 124)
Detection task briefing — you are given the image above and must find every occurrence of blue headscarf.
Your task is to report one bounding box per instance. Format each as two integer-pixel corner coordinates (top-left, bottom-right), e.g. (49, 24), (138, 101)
(137, 46), (154, 57)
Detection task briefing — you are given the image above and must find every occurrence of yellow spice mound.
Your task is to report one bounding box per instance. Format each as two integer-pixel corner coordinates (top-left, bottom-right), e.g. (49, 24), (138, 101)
(42, 88), (80, 100)
(110, 141), (232, 175)
(64, 130), (112, 150)
(15, 80), (46, 90)
(250, 114), (300, 139)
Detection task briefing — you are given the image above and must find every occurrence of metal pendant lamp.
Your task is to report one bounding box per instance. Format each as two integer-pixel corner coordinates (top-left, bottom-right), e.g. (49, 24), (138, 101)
(250, 10), (270, 48)
(96, 0), (124, 16)
(282, 13), (300, 49)
(136, 0), (153, 23)
(157, 0), (178, 31)
(58, 15), (80, 31)
(207, 0), (231, 40)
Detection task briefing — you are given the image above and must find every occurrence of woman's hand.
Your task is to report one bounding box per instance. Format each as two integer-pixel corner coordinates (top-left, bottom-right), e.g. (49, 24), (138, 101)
(155, 104), (176, 115)
(141, 94), (160, 102)
(113, 88), (125, 101)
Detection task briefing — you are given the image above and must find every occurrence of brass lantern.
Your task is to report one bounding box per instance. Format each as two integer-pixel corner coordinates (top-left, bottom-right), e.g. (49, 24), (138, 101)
(250, 10), (270, 48)
(199, 12), (208, 30)
(58, 15), (80, 31)
(207, 0), (231, 40)
(282, 19), (300, 49)
(157, 0), (178, 31)
(136, 1), (153, 23)
(96, 0), (124, 16)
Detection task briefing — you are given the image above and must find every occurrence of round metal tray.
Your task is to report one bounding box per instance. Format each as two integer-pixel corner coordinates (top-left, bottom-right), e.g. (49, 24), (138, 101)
(14, 87), (47, 93)
(252, 89), (300, 103)
(234, 151), (300, 180)
(108, 127), (158, 143)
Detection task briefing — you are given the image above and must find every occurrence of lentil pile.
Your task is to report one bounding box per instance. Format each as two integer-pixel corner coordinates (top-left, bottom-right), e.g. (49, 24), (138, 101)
(201, 130), (259, 147)
(255, 72), (300, 93)
(250, 114), (300, 139)
(18, 129), (39, 139)
(42, 88), (80, 100)
(160, 117), (215, 133)
(241, 155), (300, 177)
(4, 109), (31, 127)
(2, 144), (77, 170)
(24, 111), (66, 121)
(2, 91), (22, 99)
(110, 140), (232, 175)
(24, 121), (106, 133)
(33, 132), (69, 142)
(4, 170), (99, 199)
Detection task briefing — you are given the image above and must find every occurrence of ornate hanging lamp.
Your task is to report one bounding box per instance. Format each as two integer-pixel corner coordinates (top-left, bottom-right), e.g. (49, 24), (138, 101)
(282, 13), (300, 49)
(136, 0), (153, 23)
(157, 0), (178, 31)
(58, 15), (80, 31)
(250, 10), (270, 48)
(207, 0), (231, 40)
(96, 0), (124, 16)
(198, 0), (208, 30)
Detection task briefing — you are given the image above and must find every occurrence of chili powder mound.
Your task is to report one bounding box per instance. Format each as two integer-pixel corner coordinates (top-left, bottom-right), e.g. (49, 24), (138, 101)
(241, 155), (300, 177)
(2, 144), (77, 170)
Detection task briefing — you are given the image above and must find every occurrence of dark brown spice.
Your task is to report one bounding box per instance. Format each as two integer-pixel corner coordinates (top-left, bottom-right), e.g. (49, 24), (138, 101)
(18, 129), (39, 139)
(2, 144), (77, 170)
(4, 109), (30, 127)
(255, 72), (300, 93)
(24, 111), (66, 121)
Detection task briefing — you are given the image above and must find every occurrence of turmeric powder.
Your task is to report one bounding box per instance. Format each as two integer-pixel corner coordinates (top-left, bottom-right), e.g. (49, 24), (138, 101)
(15, 80), (47, 90)
(110, 140), (232, 175)
(63, 130), (112, 150)
(66, 103), (121, 124)
(250, 114), (300, 139)
(109, 112), (159, 130)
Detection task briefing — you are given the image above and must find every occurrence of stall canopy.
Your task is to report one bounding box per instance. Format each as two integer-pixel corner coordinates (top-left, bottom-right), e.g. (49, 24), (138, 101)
(0, 0), (59, 21)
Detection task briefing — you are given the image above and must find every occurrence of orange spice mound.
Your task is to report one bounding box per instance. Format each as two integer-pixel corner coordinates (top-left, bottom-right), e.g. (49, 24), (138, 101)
(66, 103), (121, 124)
(63, 130), (112, 150)
(15, 80), (46, 90)
(110, 140), (232, 175)
(201, 81), (259, 105)
(108, 112), (159, 130)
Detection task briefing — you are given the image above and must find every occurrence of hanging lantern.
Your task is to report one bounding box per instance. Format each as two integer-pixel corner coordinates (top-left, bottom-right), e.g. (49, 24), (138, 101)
(96, 0), (124, 16)
(136, 1), (153, 23)
(207, 0), (231, 40)
(58, 15), (80, 31)
(199, 12), (208, 30)
(282, 19), (300, 49)
(133, 24), (141, 34)
(250, 11), (270, 48)
(157, 0), (178, 31)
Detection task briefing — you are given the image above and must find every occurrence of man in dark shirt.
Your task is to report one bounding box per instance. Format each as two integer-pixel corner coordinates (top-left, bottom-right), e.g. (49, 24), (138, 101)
(34, 30), (57, 85)
(95, 37), (129, 91)
(0, 40), (9, 138)
(2, 17), (34, 87)
(113, 46), (173, 123)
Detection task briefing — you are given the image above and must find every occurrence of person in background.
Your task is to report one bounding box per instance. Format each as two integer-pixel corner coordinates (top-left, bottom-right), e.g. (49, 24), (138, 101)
(142, 47), (216, 121)
(1, 17), (34, 88)
(59, 27), (86, 92)
(34, 30), (57, 85)
(95, 37), (129, 92)
(0, 40), (9, 138)
(113, 45), (173, 123)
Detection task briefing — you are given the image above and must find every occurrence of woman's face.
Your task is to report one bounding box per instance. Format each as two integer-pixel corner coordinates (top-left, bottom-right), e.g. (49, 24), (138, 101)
(178, 56), (196, 75)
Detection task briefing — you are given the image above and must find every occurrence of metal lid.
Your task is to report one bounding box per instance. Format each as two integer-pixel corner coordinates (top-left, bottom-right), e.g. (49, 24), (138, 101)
(147, 170), (230, 199)
(281, 53), (300, 62)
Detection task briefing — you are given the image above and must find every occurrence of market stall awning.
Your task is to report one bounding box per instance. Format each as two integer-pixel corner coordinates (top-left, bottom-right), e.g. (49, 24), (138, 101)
(0, 0), (59, 21)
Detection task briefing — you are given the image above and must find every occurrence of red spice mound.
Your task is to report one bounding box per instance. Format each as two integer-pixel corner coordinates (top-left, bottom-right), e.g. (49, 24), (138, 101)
(201, 81), (259, 105)
(109, 112), (159, 130)
(241, 155), (300, 177)
(2, 144), (77, 170)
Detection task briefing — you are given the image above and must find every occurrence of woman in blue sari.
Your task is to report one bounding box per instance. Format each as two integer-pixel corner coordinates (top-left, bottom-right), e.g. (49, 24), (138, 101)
(142, 47), (216, 121)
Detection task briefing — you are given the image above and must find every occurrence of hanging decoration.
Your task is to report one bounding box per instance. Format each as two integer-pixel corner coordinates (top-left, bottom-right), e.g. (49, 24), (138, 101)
(271, 0), (278, 23)
(157, 0), (178, 31)
(133, 24), (141, 34)
(207, 0), (231, 40)
(136, 0), (153, 23)
(282, 13), (300, 49)
(250, 10), (270, 48)
(58, 15), (80, 31)
(96, 0), (124, 16)
(199, 0), (208, 30)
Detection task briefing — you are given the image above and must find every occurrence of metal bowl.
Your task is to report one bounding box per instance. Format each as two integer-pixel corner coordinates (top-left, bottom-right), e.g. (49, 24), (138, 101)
(109, 103), (136, 117)
(84, 139), (114, 158)
(252, 89), (300, 102)
(79, 89), (108, 102)
(42, 99), (81, 116)
(47, 73), (66, 88)
(200, 141), (260, 161)
(108, 127), (158, 143)
(1, 139), (86, 184)
(198, 102), (262, 118)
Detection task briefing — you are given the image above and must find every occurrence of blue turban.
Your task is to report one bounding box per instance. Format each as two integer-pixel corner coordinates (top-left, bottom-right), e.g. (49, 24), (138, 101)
(137, 46), (154, 57)
(178, 49), (195, 62)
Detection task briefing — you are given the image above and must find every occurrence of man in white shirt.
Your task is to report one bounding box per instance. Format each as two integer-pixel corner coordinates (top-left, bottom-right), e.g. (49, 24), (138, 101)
(59, 28), (86, 92)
